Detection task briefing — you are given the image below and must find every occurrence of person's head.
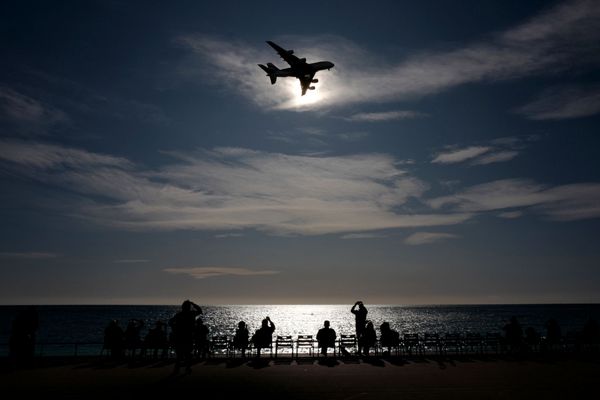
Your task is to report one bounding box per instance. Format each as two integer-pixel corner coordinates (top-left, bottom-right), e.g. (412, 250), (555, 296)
(380, 322), (390, 331)
(324, 320), (330, 328)
(238, 321), (246, 329)
(181, 300), (192, 312)
(262, 318), (269, 328)
(366, 321), (374, 329)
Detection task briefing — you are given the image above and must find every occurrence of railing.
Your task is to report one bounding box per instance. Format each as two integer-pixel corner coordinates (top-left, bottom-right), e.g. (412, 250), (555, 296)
(1, 334), (597, 359)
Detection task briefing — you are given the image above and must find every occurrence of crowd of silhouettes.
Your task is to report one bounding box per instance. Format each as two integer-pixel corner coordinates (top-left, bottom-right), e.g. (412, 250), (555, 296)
(11, 300), (600, 368)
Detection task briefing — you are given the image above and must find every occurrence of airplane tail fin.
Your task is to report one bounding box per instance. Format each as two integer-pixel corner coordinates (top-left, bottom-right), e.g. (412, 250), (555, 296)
(258, 63), (278, 85)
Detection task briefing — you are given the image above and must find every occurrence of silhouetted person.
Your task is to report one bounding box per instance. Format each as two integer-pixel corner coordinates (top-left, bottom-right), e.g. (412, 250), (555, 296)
(9, 306), (39, 367)
(545, 319), (562, 351)
(103, 319), (124, 360)
(524, 327), (540, 351)
(233, 321), (250, 357)
(351, 301), (368, 352)
(360, 321), (377, 356)
(144, 321), (168, 359)
(194, 318), (210, 359)
(124, 318), (144, 358)
(169, 300), (202, 374)
(503, 316), (523, 354)
(316, 320), (336, 356)
(379, 322), (400, 356)
(582, 318), (600, 349)
(252, 316), (275, 357)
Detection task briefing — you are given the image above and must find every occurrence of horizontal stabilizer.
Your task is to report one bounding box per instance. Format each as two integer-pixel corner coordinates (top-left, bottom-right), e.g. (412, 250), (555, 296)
(258, 64), (277, 85)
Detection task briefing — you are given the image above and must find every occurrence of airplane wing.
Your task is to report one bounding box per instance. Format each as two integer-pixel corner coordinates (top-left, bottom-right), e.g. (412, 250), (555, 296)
(266, 41), (302, 67)
(299, 72), (316, 96)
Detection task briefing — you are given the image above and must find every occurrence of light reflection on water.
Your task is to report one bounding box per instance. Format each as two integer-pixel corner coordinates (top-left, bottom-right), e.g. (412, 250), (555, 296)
(1, 304), (599, 344)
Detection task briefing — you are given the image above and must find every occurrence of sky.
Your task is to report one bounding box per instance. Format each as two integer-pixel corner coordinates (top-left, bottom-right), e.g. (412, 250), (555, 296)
(1, 0), (600, 305)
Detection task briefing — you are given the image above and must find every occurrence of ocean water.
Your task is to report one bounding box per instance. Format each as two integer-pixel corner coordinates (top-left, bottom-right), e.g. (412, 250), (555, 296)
(1, 304), (599, 355)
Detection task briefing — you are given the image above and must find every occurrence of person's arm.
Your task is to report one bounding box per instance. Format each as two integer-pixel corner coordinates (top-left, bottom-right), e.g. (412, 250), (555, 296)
(191, 302), (203, 316)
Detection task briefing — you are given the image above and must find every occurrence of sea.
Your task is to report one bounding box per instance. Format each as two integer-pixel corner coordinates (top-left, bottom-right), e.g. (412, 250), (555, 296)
(1, 304), (599, 356)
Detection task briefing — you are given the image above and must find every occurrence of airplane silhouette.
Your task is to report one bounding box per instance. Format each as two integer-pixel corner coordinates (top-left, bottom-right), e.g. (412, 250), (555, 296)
(258, 41), (334, 96)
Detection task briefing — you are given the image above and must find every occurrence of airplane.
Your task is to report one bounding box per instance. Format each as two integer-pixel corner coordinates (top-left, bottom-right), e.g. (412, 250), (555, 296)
(258, 41), (334, 96)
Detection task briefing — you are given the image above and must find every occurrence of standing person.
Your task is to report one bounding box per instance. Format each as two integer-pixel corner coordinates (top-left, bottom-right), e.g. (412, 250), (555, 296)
(169, 300), (202, 374)
(103, 319), (124, 360)
(251, 316), (275, 357)
(316, 320), (337, 356)
(503, 316), (523, 354)
(9, 306), (39, 367)
(233, 321), (250, 357)
(351, 301), (368, 354)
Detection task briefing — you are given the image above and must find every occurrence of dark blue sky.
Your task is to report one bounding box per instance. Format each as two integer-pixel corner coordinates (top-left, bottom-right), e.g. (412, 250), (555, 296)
(1, 0), (599, 304)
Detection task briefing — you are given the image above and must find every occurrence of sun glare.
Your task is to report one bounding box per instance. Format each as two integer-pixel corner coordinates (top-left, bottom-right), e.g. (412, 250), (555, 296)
(280, 78), (326, 109)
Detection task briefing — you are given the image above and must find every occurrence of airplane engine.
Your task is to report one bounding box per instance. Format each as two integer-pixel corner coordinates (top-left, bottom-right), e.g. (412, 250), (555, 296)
(311, 79), (319, 83)
(309, 86), (316, 90)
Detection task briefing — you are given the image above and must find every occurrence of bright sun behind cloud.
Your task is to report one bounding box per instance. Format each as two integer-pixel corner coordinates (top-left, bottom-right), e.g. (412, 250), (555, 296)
(276, 76), (329, 110)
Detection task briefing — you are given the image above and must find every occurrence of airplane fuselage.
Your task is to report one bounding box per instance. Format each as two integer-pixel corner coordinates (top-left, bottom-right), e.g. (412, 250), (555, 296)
(274, 61), (334, 78)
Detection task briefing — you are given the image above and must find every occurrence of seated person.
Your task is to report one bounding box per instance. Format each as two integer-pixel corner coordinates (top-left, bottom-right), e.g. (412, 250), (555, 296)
(316, 320), (336, 356)
(251, 317), (275, 356)
(379, 321), (400, 355)
(233, 321), (250, 357)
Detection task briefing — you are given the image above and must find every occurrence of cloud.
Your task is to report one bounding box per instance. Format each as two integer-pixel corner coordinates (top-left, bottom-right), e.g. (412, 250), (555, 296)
(214, 233), (245, 238)
(428, 178), (600, 221)
(0, 87), (68, 134)
(1, 140), (472, 236)
(432, 135), (533, 166)
(163, 267), (280, 279)
(340, 233), (387, 239)
(404, 232), (459, 245)
(0, 139), (132, 170)
(497, 210), (524, 219)
(177, 1), (600, 110)
(0, 252), (58, 259)
(345, 110), (426, 122)
(114, 259), (151, 263)
(516, 84), (600, 120)
(471, 151), (520, 165)
(432, 146), (491, 164)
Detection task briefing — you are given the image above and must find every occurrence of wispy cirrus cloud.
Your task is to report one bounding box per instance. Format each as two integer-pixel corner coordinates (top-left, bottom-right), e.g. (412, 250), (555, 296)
(432, 146), (492, 164)
(0, 86), (68, 135)
(0, 139), (132, 169)
(345, 110), (426, 122)
(340, 233), (387, 239)
(428, 178), (600, 221)
(163, 267), (279, 279)
(470, 151), (520, 165)
(0, 139), (472, 236)
(517, 84), (600, 120)
(177, 0), (600, 111)
(432, 135), (536, 166)
(404, 232), (459, 245)
(0, 252), (58, 259)
(214, 233), (245, 239)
